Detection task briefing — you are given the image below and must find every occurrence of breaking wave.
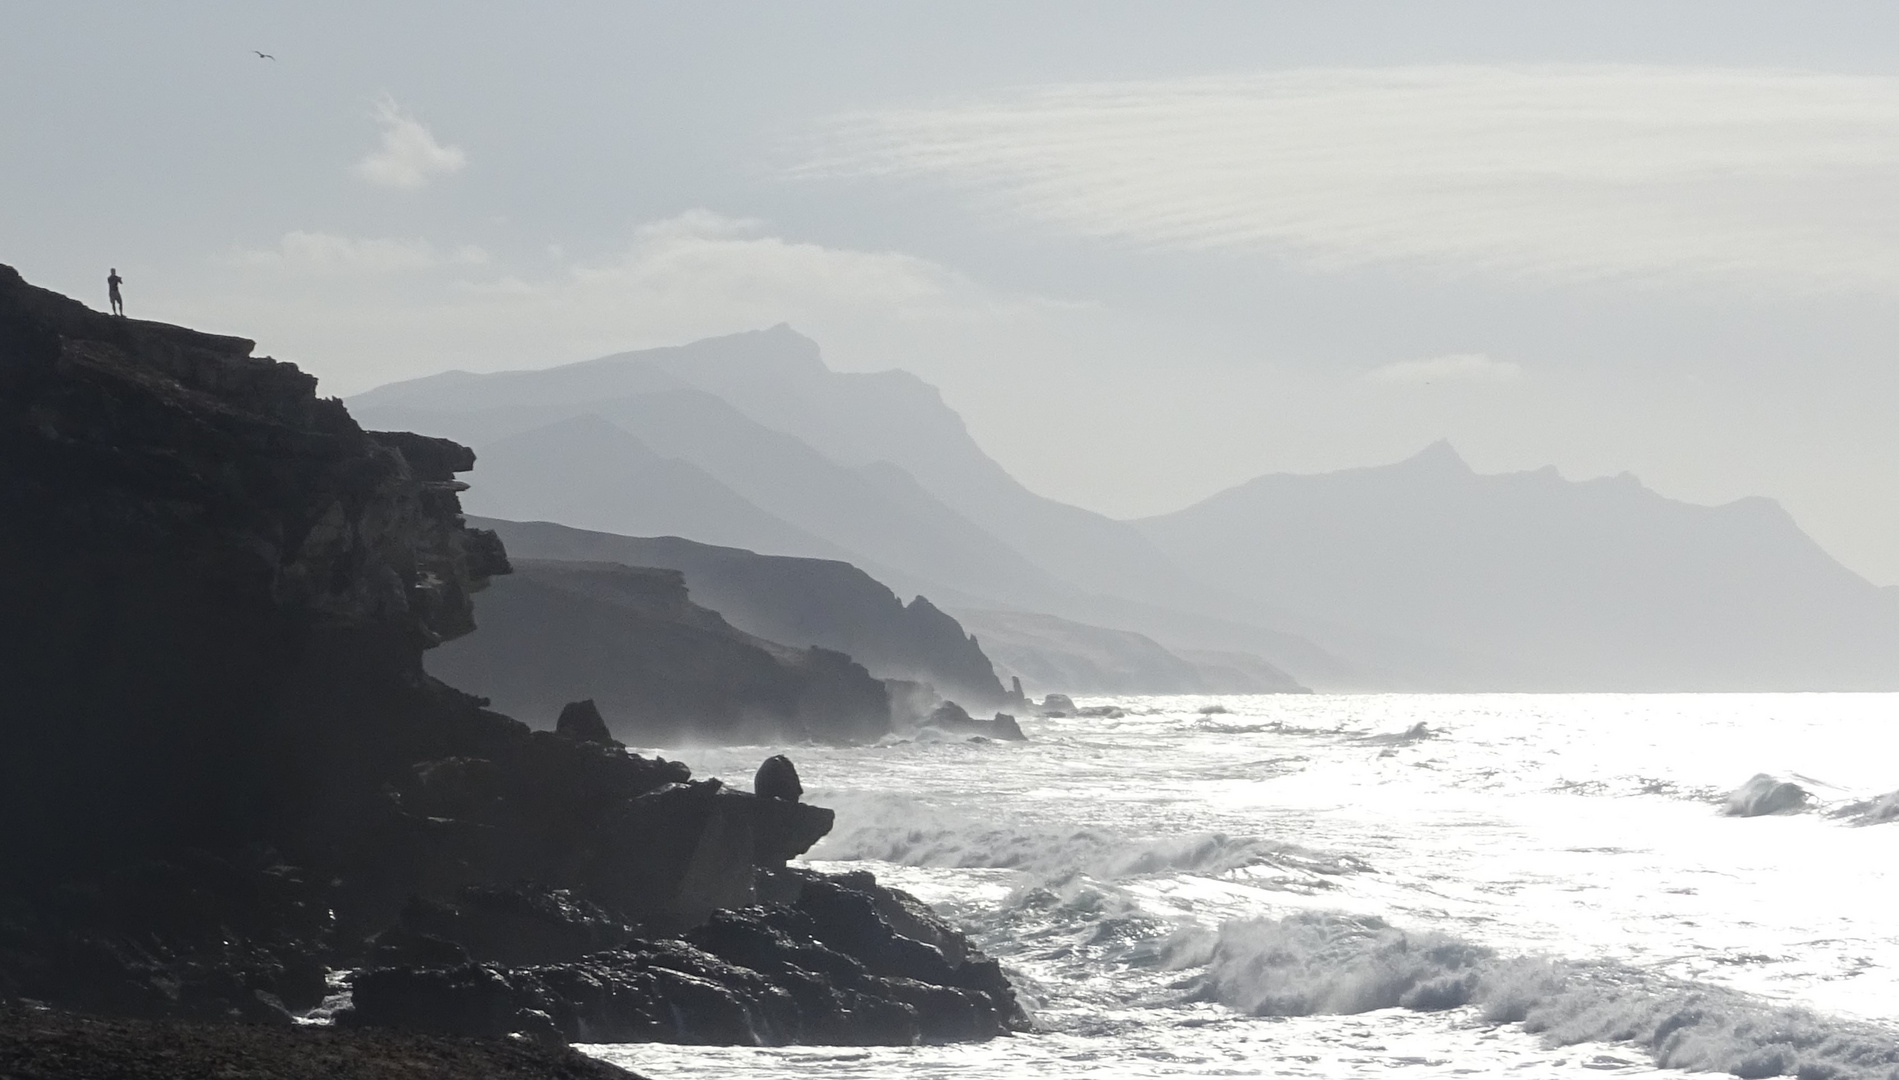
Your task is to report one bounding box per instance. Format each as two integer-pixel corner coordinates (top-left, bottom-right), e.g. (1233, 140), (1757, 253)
(813, 791), (1367, 883)
(1178, 911), (1899, 1079)
(1833, 789), (1899, 826)
(1725, 773), (1812, 817)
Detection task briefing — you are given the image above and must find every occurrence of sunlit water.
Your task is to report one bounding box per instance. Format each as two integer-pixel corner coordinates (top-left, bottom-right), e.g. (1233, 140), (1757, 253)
(587, 694), (1899, 1079)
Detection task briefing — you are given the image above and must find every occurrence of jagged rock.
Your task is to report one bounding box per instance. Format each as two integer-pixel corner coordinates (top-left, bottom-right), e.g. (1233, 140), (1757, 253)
(396, 884), (635, 967)
(344, 868), (1026, 1047)
(1041, 694), (1077, 715)
(914, 701), (1028, 741)
(755, 756), (803, 802)
(929, 701), (976, 729)
(556, 700), (616, 745)
(0, 266), (1020, 1049)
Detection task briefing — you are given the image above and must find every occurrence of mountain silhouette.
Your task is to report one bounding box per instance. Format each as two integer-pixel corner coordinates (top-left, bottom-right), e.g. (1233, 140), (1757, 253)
(1135, 441), (1899, 690)
(354, 333), (1897, 691)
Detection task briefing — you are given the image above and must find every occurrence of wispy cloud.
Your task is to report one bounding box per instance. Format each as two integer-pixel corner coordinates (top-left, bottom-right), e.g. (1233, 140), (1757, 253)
(464, 209), (1065, 325)
(234, 231), (489, 274)
(801, 65), (1899, 293)
(1360, 352), (1522, 386)
(197, 210), (1079, 392)
(354, 99), (466, 189)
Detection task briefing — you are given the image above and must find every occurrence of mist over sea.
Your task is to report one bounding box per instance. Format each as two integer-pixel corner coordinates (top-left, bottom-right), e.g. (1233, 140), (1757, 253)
(594, 693), (1899, 1079)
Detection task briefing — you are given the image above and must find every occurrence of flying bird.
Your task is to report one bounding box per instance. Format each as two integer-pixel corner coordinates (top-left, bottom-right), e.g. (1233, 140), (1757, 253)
(253, 50), (275, 60)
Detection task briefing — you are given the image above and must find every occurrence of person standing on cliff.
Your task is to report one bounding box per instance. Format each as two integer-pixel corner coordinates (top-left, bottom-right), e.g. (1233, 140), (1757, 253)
(106, 268), (124, 317)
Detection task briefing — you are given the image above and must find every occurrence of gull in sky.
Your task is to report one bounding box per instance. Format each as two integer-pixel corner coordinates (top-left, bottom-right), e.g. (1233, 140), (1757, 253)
(253, 50), (274, 60)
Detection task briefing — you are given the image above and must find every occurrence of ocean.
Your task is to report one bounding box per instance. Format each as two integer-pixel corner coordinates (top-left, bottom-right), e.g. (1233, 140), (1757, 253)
(590, 694), (1899, 1079)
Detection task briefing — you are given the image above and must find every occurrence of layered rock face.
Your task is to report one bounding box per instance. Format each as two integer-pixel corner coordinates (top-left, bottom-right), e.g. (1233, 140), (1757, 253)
(0, 266), (1023, 1045)
(469, 517), (1014, 708)
(427, 558), (892, 745)
(0, 263), (504, 878)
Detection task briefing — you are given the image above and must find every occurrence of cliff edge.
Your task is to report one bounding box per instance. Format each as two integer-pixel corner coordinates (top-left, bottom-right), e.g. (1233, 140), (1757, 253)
(0, 265), (1023, 1047)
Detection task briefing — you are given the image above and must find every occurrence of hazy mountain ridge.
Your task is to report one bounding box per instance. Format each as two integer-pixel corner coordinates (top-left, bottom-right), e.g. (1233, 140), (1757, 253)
(349, 328), (1351, 686)
(1136, 440), (1899, 690)
(470, 414), (855, 561)
(952, 608), (1309, 696)
(353, 329), (1895, 691)
(353, 361), (1076, 610)
(471, 516), (1012, 707)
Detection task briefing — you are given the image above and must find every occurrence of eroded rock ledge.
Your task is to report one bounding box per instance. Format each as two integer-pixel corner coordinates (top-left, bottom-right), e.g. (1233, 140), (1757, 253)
(0, 265), (1024, 1048)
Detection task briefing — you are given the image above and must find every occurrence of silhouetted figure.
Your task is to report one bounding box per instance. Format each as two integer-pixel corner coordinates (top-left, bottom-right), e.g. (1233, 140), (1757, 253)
(754, 754), (802, 801)
(106, 269), (124, 316)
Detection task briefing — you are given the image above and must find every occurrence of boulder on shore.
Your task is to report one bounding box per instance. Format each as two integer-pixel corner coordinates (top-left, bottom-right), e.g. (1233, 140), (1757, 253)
(755, 755), (803, 802)
(556, 699), (617, 745)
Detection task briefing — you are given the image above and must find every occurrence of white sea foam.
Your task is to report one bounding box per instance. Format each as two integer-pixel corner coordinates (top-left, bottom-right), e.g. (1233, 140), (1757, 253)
(1834, 789), (1899, 826)
(815, 792), (1363, 883)
(603, 693), (1899, 1079)
(1725, 773), (1812, 817)
(1183, 910), (1899, 1079)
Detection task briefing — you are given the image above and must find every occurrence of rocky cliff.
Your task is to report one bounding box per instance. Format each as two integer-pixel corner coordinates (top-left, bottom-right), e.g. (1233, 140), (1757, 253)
(0, 265), (1023, 1047)
(468, 517), (1012, 708)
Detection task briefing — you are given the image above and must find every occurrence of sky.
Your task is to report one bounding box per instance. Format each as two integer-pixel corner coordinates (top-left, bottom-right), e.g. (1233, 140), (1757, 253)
(5, 1), (1898, 584)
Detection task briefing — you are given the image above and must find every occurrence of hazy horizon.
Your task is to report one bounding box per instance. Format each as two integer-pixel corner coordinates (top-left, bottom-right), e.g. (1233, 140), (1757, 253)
(356, 323), (1894, 559)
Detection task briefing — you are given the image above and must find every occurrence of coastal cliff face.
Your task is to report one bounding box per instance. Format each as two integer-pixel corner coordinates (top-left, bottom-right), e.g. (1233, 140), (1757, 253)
(0, 262), (507, 877)
(469, 517), (1013, 709)
(0, 265), (1023, 1045)
(427, 558), (892, 745)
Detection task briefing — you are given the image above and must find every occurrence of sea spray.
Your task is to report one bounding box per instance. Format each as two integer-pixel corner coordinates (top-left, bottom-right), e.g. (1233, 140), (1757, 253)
(811, 790), (1365, 883)
(1726, 774), (1811, 817)
(633, 694), (1899, 1079)
(1183, 911), (1899, 1079)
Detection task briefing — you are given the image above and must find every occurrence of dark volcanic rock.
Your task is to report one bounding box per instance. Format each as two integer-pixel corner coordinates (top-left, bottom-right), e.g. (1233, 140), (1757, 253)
(346, 869), (1026, 1046)
(919, 701), (1028, 741)
(0, 1000), (641, 1080)
(0, 266), (1022, 1052)
(755, 755), (803, 802)
(556, 700), (616, 745)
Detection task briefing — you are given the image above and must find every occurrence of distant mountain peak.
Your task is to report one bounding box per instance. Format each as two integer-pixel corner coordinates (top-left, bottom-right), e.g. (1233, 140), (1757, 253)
(708, 322), (819, 353)
(1401, 439), (1471, 472)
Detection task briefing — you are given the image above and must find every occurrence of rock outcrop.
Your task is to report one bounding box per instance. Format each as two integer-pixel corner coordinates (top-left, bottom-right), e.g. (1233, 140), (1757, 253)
(556, 700), (617, 745)
(344, 869), (1020, 1046)
(755, 755), (803, 802)
(0, 265), (1023, 1047)
(0, 1000), (643, 1080)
